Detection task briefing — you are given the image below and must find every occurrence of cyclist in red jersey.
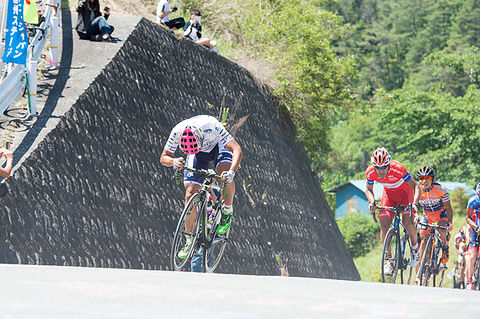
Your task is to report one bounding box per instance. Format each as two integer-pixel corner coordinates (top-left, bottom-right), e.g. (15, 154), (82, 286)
(366, 147), (421, 274)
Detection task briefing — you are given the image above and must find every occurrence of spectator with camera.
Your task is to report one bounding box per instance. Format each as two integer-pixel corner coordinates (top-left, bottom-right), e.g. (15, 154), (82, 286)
(183, 9), (217, 49)
(156, 0), (185, 30)
(75, 0), (114, 41)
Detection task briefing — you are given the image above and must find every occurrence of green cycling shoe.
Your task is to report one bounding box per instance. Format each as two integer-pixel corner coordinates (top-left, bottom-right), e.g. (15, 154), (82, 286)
(217, 213), (232, 235)
(177, 241), (192, 259)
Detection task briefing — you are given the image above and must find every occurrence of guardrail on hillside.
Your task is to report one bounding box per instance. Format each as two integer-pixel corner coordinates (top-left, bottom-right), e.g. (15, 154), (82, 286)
(0, 0), (61, 118)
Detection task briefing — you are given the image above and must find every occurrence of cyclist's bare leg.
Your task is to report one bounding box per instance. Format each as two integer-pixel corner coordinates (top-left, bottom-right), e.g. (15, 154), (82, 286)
(380, 217), (392, 253)
(438, 221), (448, 246)
(216, 162), (235, 206)
(416, 230), (428, 274)
(184, 183), (200, 232)
(402, 215), (418, 247)
(460, 261), (466, 287)
(466, 247), (477, 284)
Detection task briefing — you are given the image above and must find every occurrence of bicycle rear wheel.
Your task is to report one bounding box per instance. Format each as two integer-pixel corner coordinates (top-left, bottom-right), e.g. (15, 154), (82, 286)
(419, 236), (434, 286)
(170, 193), (204, 271)
(381, 228), (401, 283)
(203, 227), (231, 273)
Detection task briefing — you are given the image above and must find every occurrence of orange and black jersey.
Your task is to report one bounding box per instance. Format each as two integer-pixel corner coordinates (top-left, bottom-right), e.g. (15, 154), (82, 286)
(418, 182), (450, 215)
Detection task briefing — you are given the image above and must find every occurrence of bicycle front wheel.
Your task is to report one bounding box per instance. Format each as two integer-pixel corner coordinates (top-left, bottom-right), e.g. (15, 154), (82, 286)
(400, 230), (413, 285)
(438, 269), (446, 287)
(474, 257), (480, 290)
(419, 236), (434, 286)
(170, 193), (203, 271)
(382, 228), (401, 283)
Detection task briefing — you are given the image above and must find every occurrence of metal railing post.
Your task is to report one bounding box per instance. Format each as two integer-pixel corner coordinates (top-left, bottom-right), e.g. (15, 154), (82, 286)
(27, 59), (37, 116)
(49, 0), (60, 64)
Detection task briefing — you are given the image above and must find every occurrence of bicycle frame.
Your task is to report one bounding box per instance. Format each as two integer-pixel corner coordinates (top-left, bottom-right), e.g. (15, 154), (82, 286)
(374, 205), (413, 284)
(472, 245), (480, 290)
(170, 166), (228, 271)
(418, 222), (447, 287)
(181, 166), (226, 237)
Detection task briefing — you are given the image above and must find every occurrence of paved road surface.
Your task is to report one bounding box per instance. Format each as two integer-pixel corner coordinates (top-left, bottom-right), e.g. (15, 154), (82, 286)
(0, 264), (478, 318)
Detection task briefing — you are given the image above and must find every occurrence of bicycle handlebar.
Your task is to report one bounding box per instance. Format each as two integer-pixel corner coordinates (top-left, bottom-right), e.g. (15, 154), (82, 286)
(173, 166), (228, 198)
(375, 205), (407, 211)
(370, 204), (413, 224)
(418, 222), (447, 230)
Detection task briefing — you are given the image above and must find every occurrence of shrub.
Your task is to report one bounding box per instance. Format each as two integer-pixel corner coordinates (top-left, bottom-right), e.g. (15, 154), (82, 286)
(337, 212), (380, 258)
(450, 187), (470, 216)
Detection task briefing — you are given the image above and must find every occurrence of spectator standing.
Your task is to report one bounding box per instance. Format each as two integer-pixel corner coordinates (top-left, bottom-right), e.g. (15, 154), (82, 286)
(183, 10), (216, 49)
(156, 0), (185, 30)
(75, 0), (115, 41)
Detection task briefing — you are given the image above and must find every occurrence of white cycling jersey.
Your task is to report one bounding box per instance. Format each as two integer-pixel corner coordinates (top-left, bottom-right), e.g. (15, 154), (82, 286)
(164, 115), (233, 154)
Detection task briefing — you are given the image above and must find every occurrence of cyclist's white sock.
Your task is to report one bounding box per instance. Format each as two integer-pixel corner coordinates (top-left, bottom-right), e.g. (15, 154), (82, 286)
(185, 235), (192, 244)
(411, 242), (418, 251)
(224, 203), (233, 215)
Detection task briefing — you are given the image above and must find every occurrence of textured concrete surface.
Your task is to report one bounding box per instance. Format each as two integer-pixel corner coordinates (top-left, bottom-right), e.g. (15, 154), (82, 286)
(0, 10), (358, 280)
(0, 264), (478, 319)
(1, 10), (142, 171)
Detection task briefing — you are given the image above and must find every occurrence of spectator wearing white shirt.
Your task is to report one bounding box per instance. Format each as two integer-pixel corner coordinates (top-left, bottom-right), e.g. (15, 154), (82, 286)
(183, 9), (216, 49)
(156, 0), (184, 29)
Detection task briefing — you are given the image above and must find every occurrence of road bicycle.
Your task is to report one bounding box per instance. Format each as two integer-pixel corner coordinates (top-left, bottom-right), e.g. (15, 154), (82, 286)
(417, 222), (448, 287)
(451, 257), (466, 289)
(471, 240), (480, 290)
(170, 166), (230, 272)
(371, 204), (414, 284)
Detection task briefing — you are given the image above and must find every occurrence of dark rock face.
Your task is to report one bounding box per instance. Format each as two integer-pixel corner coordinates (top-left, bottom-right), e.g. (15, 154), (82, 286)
(1, 18), (359, 280)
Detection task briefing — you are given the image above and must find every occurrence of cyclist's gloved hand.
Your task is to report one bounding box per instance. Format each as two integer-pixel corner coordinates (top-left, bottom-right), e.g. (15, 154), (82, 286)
(368, 201), (376, 214)
(222, 170), (235, 183)
(411, 203), (418, 214)
(173, 157), (185, 169)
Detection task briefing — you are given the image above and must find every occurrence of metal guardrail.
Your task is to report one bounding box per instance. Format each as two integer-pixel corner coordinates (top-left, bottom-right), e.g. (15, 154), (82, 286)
(0, 0), (60, 117)
(0, 64), (26, 113)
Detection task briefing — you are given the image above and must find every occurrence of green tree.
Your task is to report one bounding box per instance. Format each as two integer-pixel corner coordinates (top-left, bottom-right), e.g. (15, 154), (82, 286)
(239, 0), (357, 170)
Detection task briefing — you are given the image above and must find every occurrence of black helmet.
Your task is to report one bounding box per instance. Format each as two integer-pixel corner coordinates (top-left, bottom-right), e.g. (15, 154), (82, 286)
(416, 165), (435, 179)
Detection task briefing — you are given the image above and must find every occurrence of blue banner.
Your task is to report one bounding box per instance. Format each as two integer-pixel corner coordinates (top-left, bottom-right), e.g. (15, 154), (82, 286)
(2, 0), (28, 64)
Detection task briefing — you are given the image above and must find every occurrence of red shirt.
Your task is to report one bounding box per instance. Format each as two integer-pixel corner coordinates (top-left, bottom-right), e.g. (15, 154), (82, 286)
(366, 160), (412, 193)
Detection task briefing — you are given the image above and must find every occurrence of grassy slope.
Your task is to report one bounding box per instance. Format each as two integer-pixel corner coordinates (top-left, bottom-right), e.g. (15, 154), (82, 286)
(355, 214), (466, 288)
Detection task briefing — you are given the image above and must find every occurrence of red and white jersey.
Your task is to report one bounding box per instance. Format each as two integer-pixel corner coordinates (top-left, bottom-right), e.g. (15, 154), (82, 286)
(365, 160), (412, 193)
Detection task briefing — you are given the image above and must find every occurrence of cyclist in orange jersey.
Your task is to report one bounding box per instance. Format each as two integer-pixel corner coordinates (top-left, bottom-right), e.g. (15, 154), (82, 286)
(413, 166), (453, 283)
(366, 147), (421, 275)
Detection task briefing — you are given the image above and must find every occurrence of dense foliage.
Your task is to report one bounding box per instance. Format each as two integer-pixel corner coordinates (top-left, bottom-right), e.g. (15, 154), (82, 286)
(176, 0), (357, 170)
(321, 0), (480, 191)
(173, 0), (480, 192)
(336, 212), (380, 258)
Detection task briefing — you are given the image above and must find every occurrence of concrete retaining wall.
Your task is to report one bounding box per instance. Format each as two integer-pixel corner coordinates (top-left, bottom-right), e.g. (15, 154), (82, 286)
(0, 18), (359, 280)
